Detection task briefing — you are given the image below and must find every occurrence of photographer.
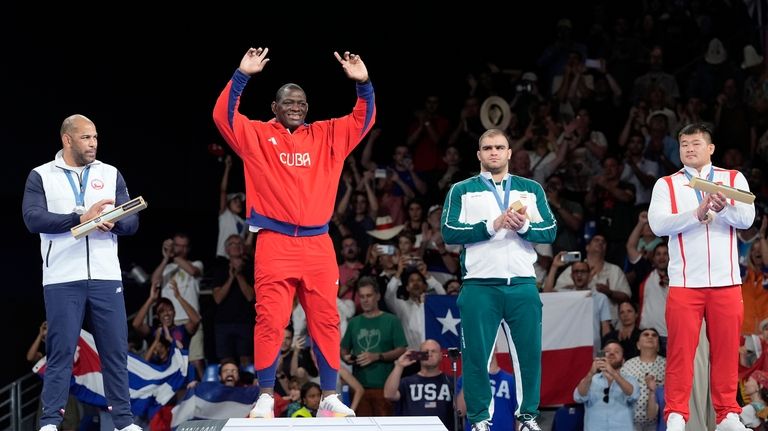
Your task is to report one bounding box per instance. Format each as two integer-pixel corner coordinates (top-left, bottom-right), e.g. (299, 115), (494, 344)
(385, 262), (446, 349)
(383, 340), (456, 431)
(574, 340), (639, 430)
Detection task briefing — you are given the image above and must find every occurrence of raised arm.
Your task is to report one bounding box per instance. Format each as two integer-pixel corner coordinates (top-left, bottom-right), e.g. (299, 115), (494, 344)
(334, 51), (369, 83)
(132, 283), (160, 338)
(219, 155), (232, 215)
(212, 47), (270, 155)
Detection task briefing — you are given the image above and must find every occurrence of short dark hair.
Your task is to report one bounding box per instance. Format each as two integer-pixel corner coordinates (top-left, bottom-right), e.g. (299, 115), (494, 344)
(300, 381), (321, 403)
(275, 83), (305, 102)
(677, 122), (714, 142)
(356, 276), (379, 293)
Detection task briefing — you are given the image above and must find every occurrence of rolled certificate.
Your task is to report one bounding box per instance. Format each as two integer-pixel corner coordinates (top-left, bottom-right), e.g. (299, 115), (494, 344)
(71, 196), (147, 239)
(688, 176), (755, 204)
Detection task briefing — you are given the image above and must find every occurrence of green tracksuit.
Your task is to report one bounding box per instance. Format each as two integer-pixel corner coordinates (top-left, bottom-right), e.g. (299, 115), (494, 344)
(441, 172), (556, 425)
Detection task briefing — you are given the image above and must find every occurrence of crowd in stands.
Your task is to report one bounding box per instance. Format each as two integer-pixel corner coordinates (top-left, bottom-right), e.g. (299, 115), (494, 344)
(29, 2), (768, 430)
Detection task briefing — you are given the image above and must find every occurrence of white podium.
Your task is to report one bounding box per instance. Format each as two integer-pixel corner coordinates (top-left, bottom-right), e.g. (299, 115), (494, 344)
(176, 416), (449, 431)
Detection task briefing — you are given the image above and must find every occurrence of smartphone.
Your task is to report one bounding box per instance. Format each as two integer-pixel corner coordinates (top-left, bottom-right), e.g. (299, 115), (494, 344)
(596, 350), (605, 358)
(407, 351), (429, 361)
(376, 244), (396, 255)
(374, 168), (388, 179)
(561, 251), (581, 263)
(585, 58), (601, 69)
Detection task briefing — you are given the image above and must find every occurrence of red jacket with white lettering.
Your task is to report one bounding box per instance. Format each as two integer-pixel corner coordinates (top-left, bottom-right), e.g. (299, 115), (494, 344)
(213, 70), (375, 236)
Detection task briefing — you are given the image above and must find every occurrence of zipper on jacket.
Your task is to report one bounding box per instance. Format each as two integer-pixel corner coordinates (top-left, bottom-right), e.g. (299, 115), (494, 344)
(45, 240), (52, 267)
(86, 236), (91, 279)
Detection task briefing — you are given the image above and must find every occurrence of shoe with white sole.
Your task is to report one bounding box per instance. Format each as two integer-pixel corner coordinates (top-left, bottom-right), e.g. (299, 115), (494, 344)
(249, 393), (274, 418)
(115, 425), (142, 431)
(666, 412), (686, 431)
(716, 412), (748, 431)
(317, 393), (355, 417)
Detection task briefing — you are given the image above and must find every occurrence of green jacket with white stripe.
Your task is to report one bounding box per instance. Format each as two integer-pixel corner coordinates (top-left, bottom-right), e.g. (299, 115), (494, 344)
(441, 172), (556, 281)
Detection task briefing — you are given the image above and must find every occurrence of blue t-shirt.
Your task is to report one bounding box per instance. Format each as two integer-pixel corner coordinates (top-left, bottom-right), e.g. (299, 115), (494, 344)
(457, 370), (517, 431)
(396, 373), (455, 430)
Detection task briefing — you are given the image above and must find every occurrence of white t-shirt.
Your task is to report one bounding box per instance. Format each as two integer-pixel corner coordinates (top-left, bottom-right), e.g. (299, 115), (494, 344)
(161, 260), (204, 321)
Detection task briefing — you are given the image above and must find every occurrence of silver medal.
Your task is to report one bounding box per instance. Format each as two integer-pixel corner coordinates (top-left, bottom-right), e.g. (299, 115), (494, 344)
(73, 205), (86, 215)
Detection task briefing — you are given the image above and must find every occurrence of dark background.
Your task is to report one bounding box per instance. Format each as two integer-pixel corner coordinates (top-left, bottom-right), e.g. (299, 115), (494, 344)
(2, 3), (660, 384)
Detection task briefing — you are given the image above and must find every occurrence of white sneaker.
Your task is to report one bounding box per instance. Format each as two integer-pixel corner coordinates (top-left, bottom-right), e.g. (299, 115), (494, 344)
(115, 425), (142, 431)
(249, 393), (274, 418)
(716, 412), (748, 431)
(39, 425), (58, 431)
(666, 413), (686, 431)
(317, 393), (355, 417)
(470, 420), (490, 431)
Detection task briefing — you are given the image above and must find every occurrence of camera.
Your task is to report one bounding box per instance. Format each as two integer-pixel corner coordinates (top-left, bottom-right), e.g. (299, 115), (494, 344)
(561, 251), (581, 263)
(376, 244), (396, 255)
(515, 82), (533, 93)
(447, 347), (461, 360)
(374, 168), (388, 179)
(407, 351), (429, 361)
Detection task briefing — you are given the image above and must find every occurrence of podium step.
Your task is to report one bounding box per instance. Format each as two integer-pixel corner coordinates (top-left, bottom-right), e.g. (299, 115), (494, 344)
(176, 416), (449, 431)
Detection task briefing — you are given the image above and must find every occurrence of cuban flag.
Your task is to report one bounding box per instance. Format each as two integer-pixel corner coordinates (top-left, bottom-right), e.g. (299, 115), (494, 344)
(170, 382), (261, 428)
(425, 290), (593, 405)
(33, 329), (189, 419)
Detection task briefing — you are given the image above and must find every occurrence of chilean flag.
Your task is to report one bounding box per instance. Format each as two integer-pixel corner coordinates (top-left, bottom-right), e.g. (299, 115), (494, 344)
(33, 329), (189, 419)
(425, 290), (593, 405)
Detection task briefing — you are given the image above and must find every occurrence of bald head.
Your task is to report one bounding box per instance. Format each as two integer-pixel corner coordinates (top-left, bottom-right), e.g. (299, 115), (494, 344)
(60, 114), (98, 167)
(60, 114), (94, 137)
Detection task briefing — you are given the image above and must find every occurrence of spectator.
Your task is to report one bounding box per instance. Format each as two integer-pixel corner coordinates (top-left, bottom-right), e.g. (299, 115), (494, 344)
(574, 340), (640, 430)
(219, 359), (242, 387)
(603, 301), (642, 361)
(623, 328), (667, 430)
(151, 233), (204, 379)
(216, 155), (249, 259)
(638, 244), (670, 355)
(385, 265), (446, 349)
(291, 382), (322, 418)
(383, 340), (456, 430)
(740, 370), (768, 429)
(555, 235), (632, 325)
(341, 278), (408, 416)
(456, 349), (518, 431)
(211, 234), (255, 366)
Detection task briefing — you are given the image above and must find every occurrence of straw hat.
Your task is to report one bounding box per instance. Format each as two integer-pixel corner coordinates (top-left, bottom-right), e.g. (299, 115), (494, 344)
(704, 38), (727, 65)
(742, 45), (764, 69)
(480, 96), (512, 131)
(366, 216), (405, 240)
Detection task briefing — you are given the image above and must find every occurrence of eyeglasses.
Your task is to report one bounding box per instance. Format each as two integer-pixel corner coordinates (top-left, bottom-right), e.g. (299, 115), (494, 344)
(603, 387), (609, 403)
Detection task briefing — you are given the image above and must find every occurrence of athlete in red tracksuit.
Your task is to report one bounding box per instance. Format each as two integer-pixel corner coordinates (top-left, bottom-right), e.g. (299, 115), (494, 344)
(648, 123), (754, 431)
(213, 47), (375, 417)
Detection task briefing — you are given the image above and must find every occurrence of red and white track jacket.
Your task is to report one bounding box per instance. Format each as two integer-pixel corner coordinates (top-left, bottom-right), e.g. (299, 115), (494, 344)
(648, 164), (755, 287)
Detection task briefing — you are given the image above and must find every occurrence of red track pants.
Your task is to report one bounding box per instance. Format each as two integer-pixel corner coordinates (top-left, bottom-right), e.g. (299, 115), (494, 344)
(664, 285), (743, 423)
(253, 231), (341, 371)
